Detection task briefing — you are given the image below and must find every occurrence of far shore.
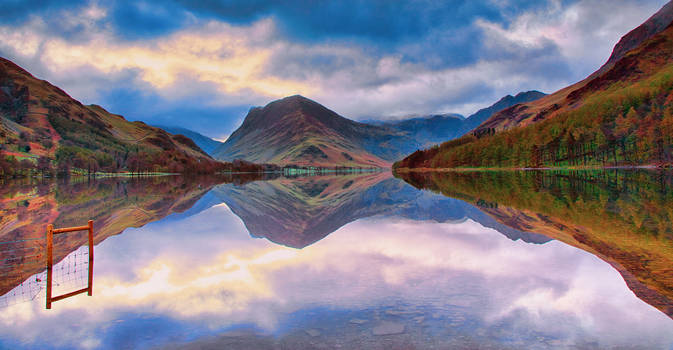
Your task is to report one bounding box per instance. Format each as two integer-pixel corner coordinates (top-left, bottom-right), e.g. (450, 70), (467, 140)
(392, 164), (667, 173)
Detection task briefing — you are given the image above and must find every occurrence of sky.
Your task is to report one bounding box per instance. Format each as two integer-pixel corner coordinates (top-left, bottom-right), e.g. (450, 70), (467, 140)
(0, 0), (669, 140)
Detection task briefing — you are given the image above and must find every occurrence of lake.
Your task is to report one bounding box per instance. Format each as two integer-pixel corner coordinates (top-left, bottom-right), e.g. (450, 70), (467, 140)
(1, 170), (672, 349)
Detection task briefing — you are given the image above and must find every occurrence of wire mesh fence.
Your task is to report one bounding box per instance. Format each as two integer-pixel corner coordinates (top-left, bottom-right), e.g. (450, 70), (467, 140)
(0, 243), (91, 309)
(0, 271), (45, 308)
(49, 247), (90, 297)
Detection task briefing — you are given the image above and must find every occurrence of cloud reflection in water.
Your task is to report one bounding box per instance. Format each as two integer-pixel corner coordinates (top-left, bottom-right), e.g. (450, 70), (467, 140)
(1, 199), (672, 349)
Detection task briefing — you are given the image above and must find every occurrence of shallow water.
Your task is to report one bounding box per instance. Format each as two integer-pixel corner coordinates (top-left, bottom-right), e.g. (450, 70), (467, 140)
(0, 171), (672, 349)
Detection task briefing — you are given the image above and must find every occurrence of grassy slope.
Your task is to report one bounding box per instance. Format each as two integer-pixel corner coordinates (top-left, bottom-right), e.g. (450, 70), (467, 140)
(0, 57), (230, 173)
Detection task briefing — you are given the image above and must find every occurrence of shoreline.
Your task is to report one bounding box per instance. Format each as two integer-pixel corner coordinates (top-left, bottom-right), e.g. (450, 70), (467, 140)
(393, 164), (666, 173)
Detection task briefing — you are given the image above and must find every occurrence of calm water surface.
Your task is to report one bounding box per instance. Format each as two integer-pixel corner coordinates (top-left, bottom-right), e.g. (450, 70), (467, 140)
(0, 171), (672, 349)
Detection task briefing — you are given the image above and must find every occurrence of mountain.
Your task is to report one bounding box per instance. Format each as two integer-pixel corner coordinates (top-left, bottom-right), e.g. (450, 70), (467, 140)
(460, 90), (546, 133)
(0, 57), (235, 174)
(379, 114), (466, 148)
(154, 125), (223, 156)
(213, 92), (546, 167)
(600, 0), (673, 73)
(213, 95), (396, 168)
(383, 91), (545, 145)
(395, 1), (673, 169)
(475, 1), (673, 135)
(373, 92), (545, 153)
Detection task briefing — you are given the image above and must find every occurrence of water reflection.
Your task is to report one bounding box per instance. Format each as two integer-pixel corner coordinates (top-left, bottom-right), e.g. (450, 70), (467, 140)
(0, 171), (671, 349)
(396, 169), (673, 318)
(213, 172), (550, 248)
(0, 175), (236, 298)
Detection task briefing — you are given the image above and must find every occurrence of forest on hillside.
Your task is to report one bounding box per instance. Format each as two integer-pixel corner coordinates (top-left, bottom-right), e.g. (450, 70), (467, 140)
(395, 64), (673, 169)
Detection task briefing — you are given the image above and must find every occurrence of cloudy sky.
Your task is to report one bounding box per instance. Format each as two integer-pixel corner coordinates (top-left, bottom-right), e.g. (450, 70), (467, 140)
(0, 0), (668, 140)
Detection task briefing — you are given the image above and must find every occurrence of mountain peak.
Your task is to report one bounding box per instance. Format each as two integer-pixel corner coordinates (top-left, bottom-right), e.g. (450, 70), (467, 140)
(601, 0), (673, 71)
(514, 90), (545, 99)
(270, 94), (317, 109)
(461, 90), (547, 133)
(213, 95), (391, 167)
(282, 94), (311, 102)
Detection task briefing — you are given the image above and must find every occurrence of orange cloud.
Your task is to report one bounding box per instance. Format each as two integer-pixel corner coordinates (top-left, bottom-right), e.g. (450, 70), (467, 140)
(8, 19), (313, 99)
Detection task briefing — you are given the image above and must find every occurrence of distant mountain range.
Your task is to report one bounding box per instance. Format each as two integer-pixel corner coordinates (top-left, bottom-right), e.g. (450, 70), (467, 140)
(212, 91), (545, 167)
(377, 90), (545, 150)
(154, 125), (223, 156)
(395, 0), (673, 169)
(460, 90), (546, 134)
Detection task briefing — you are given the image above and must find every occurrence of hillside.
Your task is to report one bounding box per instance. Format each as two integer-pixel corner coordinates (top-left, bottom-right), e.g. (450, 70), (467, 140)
(0, 57), (241, 175)
(474, 1), (673, 135)
(395, 1), (673, 169)
(155, 125), (223, 156)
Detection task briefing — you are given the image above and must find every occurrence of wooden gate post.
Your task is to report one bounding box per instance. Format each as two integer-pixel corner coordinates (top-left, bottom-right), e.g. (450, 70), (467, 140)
(46, 224), (53, 309)
(87, 220), (93, 296)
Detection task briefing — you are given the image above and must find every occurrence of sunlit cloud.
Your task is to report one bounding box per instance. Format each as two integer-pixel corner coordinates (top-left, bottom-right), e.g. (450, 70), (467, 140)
(32, 19), (312, 100)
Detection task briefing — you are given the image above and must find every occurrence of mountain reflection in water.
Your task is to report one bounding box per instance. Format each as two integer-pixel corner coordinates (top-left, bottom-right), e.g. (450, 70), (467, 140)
(213, 172), (551, 249)
(0, 171), (671, 349)
(396, 169), (673, 318)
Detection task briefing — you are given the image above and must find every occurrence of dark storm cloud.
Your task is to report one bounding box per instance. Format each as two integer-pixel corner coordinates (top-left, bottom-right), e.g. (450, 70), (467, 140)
(0, 0), (87, 24)
(0, 0), (100, 42)
(174, 0), (550, 41)
(0, 0), (572, 67)
(169, 0), (574, 69)
(106, 1), (192, 40)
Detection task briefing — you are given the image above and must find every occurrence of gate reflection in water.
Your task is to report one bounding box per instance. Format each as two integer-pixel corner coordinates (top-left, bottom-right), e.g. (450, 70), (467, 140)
(45, 221), (94, 309)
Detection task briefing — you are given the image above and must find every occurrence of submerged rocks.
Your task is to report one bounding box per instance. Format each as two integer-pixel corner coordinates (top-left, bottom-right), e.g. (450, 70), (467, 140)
(372, 322), (405, 336)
